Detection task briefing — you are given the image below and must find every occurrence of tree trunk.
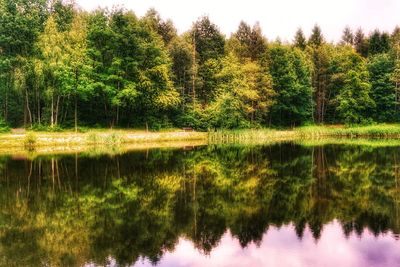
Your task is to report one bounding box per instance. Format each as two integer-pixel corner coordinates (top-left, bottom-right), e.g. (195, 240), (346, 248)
(192, 32), (196, 104)
(4, 86), (8, 123)
(25, 88), (32, 127)
(51, 93), (54, 127)
(116, 106), (119, 127)
(55, 95), (60, 126)
(74, 95), (78, 133)
(37, 82), (41, 125)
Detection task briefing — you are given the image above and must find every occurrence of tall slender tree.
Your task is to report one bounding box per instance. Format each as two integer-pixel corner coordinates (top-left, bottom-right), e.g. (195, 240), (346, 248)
(341, 26), (354, 46)
(294, 28), (307, 50)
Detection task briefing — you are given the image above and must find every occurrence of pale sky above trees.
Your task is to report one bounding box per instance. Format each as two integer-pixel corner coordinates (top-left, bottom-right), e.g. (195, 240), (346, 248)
(76, 0), (400, 42)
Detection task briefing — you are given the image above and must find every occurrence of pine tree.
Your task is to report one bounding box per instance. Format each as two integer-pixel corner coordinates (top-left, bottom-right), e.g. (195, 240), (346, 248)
(354, 28), (368, 57)
(294, 28), (307, 50)
(341, 26), (354, 46)
(308, 24), (324, 47)
(233, 21), (266, 60)
(369, 30), (390, 55)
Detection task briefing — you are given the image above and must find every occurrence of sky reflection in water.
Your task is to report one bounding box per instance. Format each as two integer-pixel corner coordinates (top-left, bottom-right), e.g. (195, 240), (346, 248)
(3, 142), (400, 266)
(135, 221), (400, 267)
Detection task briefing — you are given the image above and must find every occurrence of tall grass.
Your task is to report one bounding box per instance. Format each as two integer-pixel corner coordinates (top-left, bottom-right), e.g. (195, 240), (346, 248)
(209, 124), (400, 144)
(209, 129), (295, 144)
(295, 124), (400, 137)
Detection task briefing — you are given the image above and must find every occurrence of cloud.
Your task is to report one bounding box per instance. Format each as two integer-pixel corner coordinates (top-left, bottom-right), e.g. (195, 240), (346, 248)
(132, 221), (400, 267)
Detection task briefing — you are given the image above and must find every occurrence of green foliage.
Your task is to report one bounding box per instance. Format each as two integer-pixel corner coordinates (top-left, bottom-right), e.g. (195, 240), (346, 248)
(176, 105), (209, 130)
(354, 28), (369, 57)
(334, 52), (375, 124)
(0, 118), (10, 133)
(30, 123), (63, 132)
(23, 132), (37, 148)
(269, 44), (313, 126)
(207, 53), (274, 129)
(294, 28), (307, 50)
(192, 16), (225, 64)
(1, 4), (400, 130)
(368, 53), (396, 122)
(232, 21), (267, 60)
(308, 24), (324, 47)
(341, 26), (354, 46)
(369, 30), (390, 55)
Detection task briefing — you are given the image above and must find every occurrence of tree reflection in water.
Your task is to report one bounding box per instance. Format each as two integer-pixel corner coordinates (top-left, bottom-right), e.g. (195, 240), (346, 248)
(0, 143), (399, 266)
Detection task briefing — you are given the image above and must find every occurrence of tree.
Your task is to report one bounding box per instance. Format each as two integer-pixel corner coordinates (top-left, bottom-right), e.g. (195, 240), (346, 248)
(391, 26), (400, 114)
(0, 0), (47, 126)
(354, 28), (369, 57)
(341, 26), (354, 46)
(86, 9), (179, 128)
(51, 0), (75, 32)
(368, 53), (396, 122)
(231, 21), (267, 61)
(208, 53), (274, 128)
(192, 16), (225, 64)
(37, 16), (66, 127)
(335, 52), (374, 124)
(294, 28), (307, 50)
(169, 37), (194, 103)
(369, 30), (390, 55)
(64, 13), (94, 131)
(269, 44), (313, 126)
(142, 8), (177, 45)
(308, 24), (324, 47)
(307, 44), (333, 124)
(190, 16), (225, 104)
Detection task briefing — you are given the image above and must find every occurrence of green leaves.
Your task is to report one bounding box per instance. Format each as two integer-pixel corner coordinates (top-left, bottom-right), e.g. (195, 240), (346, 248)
(368, 53), (396, 122)
(269, 44), (313, 126)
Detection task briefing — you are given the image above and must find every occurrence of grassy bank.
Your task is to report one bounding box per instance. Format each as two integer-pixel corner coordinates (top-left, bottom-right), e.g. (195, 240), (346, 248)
(209, 124), (400, 144)
(295, 124), (400, 137)
(0, 129), (207, 152)
(2, 124), (400, 154)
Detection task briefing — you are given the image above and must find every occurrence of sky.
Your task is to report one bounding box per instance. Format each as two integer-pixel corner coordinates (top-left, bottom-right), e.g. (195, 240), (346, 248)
(132, 221), (400, 267)
(76, 0), (400, 42)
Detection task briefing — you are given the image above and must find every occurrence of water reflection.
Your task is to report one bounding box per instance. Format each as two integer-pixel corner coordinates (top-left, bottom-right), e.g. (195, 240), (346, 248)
(134, 221), (400, 267)
(0, 143), (399, 266)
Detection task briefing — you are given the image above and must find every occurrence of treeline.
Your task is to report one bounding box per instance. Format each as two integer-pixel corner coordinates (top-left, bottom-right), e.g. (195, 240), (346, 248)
(1, 0), (400, 130)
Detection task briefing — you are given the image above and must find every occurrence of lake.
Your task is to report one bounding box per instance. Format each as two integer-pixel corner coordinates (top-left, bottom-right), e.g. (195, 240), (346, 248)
(0, 142), (399, 267)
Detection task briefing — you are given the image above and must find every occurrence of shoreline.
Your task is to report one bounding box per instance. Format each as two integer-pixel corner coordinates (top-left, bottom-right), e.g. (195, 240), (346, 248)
(2, 124), (400, 156)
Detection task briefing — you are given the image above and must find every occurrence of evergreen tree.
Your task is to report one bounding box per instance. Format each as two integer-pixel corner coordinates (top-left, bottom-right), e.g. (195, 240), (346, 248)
(294, 28), (307, 50)
(191, 16), (225, 104)
(142, 8), (177, 45)
(192, 16), (225, 64)
(308, 24), (324, 47)
(232, 21), (267, 60)
(369, 30), (390, 55)
(341, 26), (354, 46)
(354, 28), (369, 57)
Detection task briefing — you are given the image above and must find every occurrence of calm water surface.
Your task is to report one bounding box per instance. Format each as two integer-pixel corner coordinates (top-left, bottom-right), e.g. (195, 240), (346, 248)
(1, 142), (400, 267)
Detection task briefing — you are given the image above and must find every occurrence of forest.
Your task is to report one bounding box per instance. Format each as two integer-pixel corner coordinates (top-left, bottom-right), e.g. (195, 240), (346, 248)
(1, 0), (400, 130)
